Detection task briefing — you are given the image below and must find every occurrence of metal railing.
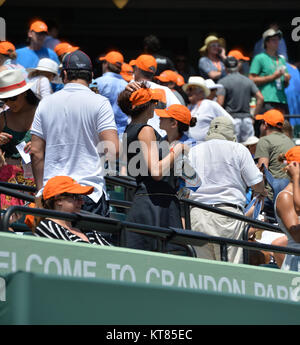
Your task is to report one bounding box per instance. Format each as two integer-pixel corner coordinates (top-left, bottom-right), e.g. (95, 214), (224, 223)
(2, 202), (300, 264)
(0, 178), (298, 266)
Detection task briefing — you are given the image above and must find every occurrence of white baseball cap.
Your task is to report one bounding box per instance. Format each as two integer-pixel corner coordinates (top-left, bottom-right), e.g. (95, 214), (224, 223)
(204, 78), (223, 90)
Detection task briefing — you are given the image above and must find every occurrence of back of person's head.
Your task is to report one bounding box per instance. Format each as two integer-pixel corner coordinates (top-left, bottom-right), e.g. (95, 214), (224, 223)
(0, 41), (16, 60)
(206, 116), (236, 142)
(144, 34), (160, 54)
(134, 54), (157, 81)
(224, 56), (238, 73)
(99, 51), (124, 74)
(283, 120), (293, 139)
(61, 50), (93, 84)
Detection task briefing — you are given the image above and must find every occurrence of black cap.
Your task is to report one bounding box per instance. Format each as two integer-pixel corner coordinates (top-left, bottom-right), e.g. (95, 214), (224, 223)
(224, 56), (238, 68)
(62, 50), (93, 71)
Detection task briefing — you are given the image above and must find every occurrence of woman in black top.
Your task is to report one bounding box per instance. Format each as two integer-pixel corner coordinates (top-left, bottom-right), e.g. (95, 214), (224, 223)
(118, 83), (186, 251)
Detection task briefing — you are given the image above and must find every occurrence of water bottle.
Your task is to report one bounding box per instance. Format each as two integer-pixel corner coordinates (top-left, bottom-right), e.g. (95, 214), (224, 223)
(275, 66), (285, 90)
(174, 154), (201, 192)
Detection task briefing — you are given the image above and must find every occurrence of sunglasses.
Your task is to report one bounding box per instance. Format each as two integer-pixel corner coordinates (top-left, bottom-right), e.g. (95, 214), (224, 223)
(1, 95), (19, 102)
(186, 86), (200, 92)
(209, 43), (220, 48)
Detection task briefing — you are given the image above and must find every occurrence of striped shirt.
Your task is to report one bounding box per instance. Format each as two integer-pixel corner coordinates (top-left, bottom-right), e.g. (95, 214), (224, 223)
(35, 219), (111, 246)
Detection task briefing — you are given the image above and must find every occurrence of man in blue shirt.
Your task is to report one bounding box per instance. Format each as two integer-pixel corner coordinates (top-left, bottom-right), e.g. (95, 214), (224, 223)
(96, 51), (128, 135)
(15, 20), (59, 69)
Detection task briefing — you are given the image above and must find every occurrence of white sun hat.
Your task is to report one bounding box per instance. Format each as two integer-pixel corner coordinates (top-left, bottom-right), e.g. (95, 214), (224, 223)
(182, 76), (211, 98)
(242, 136), (259, 146)
(27, 58), (59, 75)
(0, 69), (34, 99)
(204, 78), (223, 90)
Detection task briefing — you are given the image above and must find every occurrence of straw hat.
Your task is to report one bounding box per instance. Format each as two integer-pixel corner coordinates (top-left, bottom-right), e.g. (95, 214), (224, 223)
(199, 35), (221, 54)
(182, 76), (211, 98)
(0, 69), (33, 99)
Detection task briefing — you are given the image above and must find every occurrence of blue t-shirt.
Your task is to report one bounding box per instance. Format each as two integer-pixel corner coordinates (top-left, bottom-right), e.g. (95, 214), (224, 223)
(95, 72), (128, 134)
(15, 46), (59, 69)
(285, 63), (300, 127)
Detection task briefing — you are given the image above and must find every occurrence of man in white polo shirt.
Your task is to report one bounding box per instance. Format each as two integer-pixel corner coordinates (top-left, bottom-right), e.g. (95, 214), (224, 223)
(30, 50), (119, 217)
(188, 117), (267, 264)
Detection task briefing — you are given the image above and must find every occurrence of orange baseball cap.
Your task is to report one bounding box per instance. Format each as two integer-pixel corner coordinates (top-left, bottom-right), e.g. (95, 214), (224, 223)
(285, 146), (300, 164)
(43, 176), (94, 200)
(155, 70), (178, 83)
(99, 51), (124, 66)
(0, 41), (15, 55)
(135, 54), (157, 73)
(129, 88), (163, 108)
(24, 202), (36, 229)
(54, 42), (79, 57)
(129, 59), (136, 67)
(228, 49), (250, 61)
(29, 20), (48, 33)
(255, 109), (284, 128)
(120, 63), (133, 82)
(156, 104), (192, 125)
(176, 73), (185, 87)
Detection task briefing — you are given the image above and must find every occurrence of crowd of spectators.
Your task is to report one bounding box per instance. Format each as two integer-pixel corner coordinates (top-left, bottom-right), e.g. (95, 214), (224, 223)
(1, 19), (300, 272)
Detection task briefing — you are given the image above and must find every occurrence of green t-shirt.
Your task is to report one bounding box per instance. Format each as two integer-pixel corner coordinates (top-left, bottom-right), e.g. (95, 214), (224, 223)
(254, 132), (294, 200)
(249, 52), (287, 104)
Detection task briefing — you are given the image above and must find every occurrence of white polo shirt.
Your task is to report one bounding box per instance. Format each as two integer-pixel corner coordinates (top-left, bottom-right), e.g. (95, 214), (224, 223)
(31, 83), (117, 202)
(188, 139), (263, 208)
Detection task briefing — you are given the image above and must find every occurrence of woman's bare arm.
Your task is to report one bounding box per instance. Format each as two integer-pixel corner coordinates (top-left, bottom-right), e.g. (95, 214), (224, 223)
(276, 189), (300, 242)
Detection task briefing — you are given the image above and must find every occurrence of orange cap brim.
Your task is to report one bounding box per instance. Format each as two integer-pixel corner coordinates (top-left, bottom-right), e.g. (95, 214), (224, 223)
(155, 75), (169, 83)
(155, 109), (171, 118)
(255, 114), (264, 120)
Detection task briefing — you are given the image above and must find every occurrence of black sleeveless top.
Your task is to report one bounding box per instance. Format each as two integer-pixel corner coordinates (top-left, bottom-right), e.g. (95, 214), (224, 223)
(0, 111), (31, 159)
(124, 123), (179, 196)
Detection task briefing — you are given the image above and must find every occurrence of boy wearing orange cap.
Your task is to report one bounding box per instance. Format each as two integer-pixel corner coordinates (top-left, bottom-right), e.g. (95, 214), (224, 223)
(95, 51), (128, 135)
(15, 20), (59, 69)
(254, 109), (294, 209)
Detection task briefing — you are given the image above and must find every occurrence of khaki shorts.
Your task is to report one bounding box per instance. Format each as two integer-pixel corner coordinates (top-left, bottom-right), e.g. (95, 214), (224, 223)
(190, 205), (245, 264)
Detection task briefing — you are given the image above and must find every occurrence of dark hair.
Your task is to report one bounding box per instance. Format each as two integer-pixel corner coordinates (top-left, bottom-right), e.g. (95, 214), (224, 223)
(1, 50), (17, 60)
(62, 69), (93, 84)
(25, 89), (40, 105)
(108, 62), (121, 74)
(177, 117), (197, 135)
(137, 67), (155, 80)
(144, 34), (160, 53)
(265, 122), (282, 132)
(117, 82), (156, 118)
